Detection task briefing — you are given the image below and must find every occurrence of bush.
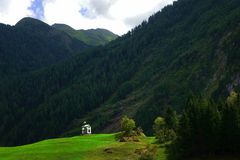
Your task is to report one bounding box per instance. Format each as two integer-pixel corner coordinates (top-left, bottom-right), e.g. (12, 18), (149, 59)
(153, 117), (165, 133)
(121, 116), (136, 136)
(156, 129), (176, 143)
(153, 116), (176, 143)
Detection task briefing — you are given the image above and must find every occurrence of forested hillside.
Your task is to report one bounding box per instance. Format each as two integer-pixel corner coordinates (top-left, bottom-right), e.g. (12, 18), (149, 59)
(52, 24), (118, 46)
(0, 0), (240, 146)
(0, 17), (89, 79)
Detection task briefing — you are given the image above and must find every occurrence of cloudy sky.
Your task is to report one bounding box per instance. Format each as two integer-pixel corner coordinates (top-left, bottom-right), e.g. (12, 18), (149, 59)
(0, 0), (175, 35)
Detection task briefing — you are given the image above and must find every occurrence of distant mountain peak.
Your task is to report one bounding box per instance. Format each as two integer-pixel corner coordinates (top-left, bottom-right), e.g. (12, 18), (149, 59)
(15, 17), (49, 28)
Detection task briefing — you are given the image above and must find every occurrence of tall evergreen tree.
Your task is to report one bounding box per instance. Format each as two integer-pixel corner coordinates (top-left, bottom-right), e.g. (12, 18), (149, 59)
(164, 107), (178, 131)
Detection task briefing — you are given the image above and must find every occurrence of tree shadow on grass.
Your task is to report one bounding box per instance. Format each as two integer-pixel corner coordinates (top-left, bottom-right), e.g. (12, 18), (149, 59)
(164, 143), (240, 160)
(164, 143), (181, 160)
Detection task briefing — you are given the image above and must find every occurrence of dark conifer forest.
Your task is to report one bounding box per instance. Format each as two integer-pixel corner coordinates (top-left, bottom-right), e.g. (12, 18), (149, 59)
(0, 17), (89, 79)
(173, 92), (240, 158)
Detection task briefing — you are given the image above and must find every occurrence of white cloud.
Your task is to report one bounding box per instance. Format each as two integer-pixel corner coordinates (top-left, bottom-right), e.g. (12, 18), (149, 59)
(0, 0), (34, 25)
(87, 0), (118, 17)
(0, 0), (11, 12)
(42, 0), (130, 35)
(122, 0), (175, 27)
(0, 0), (175, 35)
(43, 0), (175, 35)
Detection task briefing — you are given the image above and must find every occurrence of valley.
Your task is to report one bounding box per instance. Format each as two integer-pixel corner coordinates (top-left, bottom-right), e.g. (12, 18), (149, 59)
(0, 0), (240, 159)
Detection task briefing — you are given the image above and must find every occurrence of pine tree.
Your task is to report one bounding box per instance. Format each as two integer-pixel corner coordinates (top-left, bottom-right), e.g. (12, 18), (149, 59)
(165, 107), (178, 131)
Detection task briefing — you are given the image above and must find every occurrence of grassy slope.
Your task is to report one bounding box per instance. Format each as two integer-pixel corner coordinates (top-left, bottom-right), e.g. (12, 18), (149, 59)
(0, 134), (238, 160)
(0, 134), (166, 160)
(65, 29), (118, 46)
(52, 24), (118, 46)
(71, 29), (118, 46)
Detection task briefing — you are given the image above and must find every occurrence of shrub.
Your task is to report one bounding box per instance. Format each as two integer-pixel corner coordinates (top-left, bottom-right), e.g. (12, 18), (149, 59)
(121, 116), (136, 136)
(156, 129), (176, 143)
(153, 116), (176, 143)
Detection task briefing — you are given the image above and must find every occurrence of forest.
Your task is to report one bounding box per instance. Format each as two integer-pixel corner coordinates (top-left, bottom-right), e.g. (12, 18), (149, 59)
(173, 92), (240, 159)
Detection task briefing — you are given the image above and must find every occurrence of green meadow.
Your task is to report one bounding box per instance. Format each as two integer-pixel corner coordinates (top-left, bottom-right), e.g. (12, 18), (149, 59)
(0, 134), (238, 160)
(0, 134), (166, 160)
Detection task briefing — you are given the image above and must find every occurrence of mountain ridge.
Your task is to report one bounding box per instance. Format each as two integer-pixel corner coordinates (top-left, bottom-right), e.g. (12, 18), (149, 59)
(52, 23), (118, 46)
(15, 17), (49, 28)
(0, 17), (90, 79)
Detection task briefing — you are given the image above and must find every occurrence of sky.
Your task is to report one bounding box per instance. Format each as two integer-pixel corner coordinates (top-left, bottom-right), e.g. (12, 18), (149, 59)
(0, 0), (175, 35)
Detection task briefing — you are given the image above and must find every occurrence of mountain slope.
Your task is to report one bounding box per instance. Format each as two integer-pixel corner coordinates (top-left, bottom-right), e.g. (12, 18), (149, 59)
(0, 17), (89, 79)
(0, 0), (240, 146)
(52, 24), (118, 46)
